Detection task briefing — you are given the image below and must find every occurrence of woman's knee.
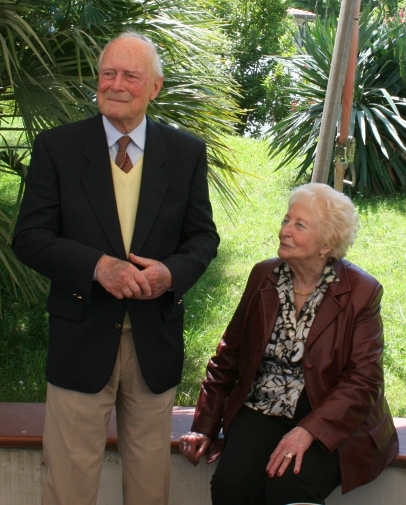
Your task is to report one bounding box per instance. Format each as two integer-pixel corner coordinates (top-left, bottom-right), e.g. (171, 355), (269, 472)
(264, 469), (334, 505)
(211, 466), (264, 505)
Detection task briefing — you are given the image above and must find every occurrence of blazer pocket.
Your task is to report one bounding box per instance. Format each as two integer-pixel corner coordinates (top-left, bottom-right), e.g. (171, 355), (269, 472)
(163, 303), (185, 321)
(159, 291), (185, 321)
(46, 294), (85, 322)
(369, 413), (395, 451)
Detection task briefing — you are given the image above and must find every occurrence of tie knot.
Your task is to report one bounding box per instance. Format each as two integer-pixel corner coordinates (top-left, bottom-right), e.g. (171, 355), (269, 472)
(118, 135), (132, 152)
(115, 136), (133, 172)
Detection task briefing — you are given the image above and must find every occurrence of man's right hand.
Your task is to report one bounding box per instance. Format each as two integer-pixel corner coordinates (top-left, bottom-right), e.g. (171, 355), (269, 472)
(95, 254), (152, 299)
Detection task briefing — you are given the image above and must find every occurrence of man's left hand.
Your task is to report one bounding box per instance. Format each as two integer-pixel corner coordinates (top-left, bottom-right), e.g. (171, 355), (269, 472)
(129, 253), (173, 299)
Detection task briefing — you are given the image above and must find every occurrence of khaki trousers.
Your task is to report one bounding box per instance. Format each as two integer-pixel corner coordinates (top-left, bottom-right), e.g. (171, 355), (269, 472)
(42, 329), (177, 505)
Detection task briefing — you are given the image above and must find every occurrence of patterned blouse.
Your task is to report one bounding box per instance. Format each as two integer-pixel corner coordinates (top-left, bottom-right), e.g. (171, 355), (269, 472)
(244, 261), (339, 419)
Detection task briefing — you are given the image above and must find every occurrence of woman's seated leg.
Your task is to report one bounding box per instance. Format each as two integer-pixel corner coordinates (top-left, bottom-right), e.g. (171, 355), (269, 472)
(264, 437), (341, 505)
(211, 406), (288, 505)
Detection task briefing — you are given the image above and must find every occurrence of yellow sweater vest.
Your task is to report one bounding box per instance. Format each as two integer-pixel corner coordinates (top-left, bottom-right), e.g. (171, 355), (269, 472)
(111, 155), (144, 328)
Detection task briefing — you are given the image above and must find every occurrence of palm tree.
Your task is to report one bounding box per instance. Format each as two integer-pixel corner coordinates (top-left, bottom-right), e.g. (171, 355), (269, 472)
(267, 8), (406, 196)
(0, 0), (242, 305)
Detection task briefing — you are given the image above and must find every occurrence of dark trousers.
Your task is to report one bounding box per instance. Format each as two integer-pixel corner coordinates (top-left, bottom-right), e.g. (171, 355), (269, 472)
(211, 390), (341, 505)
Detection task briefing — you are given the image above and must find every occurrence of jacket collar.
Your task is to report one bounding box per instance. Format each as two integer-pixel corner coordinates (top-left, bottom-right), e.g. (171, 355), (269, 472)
(260, 258), (351, 349)
(307, 259), (351, 347)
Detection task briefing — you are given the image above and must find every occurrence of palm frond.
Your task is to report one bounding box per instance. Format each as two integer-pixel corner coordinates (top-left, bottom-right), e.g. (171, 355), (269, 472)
(267, 8), (406, 196)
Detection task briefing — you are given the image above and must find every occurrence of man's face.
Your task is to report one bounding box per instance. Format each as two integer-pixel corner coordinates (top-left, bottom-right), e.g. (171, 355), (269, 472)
(97, 37), (163, 133)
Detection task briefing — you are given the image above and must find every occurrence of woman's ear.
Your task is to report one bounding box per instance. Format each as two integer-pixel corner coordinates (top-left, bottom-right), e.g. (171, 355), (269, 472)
(321, 243), (334, 257)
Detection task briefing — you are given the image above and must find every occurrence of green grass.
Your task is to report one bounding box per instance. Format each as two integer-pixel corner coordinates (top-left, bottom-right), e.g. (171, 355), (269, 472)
(350, 196), (406, 416)
(1, 135), (406, 416)
(0, 293), (48, 402)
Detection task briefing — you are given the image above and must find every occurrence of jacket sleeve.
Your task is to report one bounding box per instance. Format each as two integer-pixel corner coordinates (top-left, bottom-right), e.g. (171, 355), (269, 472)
(12, 132), (103, 302)
(162, 140), (219, 301)
(299, 276), (384, 453)
(190, 262), (268, 438)
(191, 302), (244, 438)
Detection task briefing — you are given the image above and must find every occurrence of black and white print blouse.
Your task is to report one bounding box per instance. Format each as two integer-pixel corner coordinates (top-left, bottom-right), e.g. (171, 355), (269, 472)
(244, 260), (339, 419)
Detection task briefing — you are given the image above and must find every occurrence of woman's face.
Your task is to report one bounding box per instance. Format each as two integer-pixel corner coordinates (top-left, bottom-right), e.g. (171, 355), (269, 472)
(278, 202), (328, 265)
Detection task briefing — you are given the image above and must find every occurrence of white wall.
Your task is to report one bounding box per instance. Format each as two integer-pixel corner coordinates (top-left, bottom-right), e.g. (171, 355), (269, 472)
(1, 448), (405, 505)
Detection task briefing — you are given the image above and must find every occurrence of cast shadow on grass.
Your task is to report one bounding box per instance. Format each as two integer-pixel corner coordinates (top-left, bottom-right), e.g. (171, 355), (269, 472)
(0, 292), (48, 402)
(177, 247), (243, 406)
(354, 193), (406, 215)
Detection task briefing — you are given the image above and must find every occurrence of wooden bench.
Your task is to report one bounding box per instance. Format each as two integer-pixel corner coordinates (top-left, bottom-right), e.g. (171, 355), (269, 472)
(1, 402), (406, 505)
(0, 402), (193, 453)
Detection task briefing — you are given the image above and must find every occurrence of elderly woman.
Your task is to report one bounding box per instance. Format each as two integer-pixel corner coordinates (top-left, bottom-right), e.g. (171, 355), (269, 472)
(180, 183), (398, 505)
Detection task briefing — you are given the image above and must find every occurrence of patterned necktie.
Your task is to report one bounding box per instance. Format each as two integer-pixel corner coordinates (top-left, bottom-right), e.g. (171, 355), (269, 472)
(115, 136), (133, 173)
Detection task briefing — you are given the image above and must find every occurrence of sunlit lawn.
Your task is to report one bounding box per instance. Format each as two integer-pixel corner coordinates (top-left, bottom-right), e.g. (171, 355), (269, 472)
(1, 135), (406, 417)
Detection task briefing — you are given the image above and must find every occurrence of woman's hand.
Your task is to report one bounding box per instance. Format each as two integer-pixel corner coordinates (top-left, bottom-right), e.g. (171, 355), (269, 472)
(179, 431), (211, 466)
(266, 426), (315, 478)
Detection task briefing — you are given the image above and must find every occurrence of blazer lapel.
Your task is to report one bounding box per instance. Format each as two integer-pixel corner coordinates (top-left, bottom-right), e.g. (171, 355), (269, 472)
(80, 115), (126, 259)
(258, 266), (281, 351)
(130, 119), (169, 254)
(306, 259), (351, 348)
(260, 286), (280, 351)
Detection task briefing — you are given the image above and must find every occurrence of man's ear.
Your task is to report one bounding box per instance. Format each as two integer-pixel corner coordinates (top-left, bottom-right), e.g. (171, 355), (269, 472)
(150, 76), (164, 101)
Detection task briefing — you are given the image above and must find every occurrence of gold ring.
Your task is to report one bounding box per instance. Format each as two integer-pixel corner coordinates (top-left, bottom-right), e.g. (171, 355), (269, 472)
(284, 452), (294, 459)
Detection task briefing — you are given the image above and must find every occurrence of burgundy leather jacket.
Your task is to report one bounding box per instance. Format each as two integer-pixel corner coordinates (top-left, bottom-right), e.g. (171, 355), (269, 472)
(191, 258), (398, 494)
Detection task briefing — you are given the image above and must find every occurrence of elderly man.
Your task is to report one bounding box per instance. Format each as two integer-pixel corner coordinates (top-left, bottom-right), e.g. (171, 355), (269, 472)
(12, 31), (219, 505)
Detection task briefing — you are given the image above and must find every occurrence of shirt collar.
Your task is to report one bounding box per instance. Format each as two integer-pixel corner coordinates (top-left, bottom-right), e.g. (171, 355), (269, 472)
(102, 115), (147, 151)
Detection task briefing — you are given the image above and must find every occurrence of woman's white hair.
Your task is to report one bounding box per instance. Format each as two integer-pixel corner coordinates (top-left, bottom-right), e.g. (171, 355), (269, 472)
(98, 31), (163, 77)
(288, 183), (359, 259)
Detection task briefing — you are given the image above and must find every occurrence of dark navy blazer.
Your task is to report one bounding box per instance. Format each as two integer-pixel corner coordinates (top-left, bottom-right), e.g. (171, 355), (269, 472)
(12, 114), (219, 394)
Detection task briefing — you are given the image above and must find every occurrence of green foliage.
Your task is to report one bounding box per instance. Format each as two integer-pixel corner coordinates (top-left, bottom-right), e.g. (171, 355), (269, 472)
(267, 9), (406, 196)
(197, 0), (289, 136)
(0, 291), (48, 402)
(289, 0), (398, 17)
(0, 0), (242, 181)
(263, 63), (294, 125)
(0, 201), (49, 310)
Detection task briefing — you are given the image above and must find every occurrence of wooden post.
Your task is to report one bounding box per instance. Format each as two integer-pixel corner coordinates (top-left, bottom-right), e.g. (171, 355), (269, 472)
(311, 0), (358, 184)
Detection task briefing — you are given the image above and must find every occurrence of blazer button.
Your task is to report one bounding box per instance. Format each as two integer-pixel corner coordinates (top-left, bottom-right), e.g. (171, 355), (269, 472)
(304, 363), (313, 370)
(114, 323), (122, 330)
(177, 299), (183, 305)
